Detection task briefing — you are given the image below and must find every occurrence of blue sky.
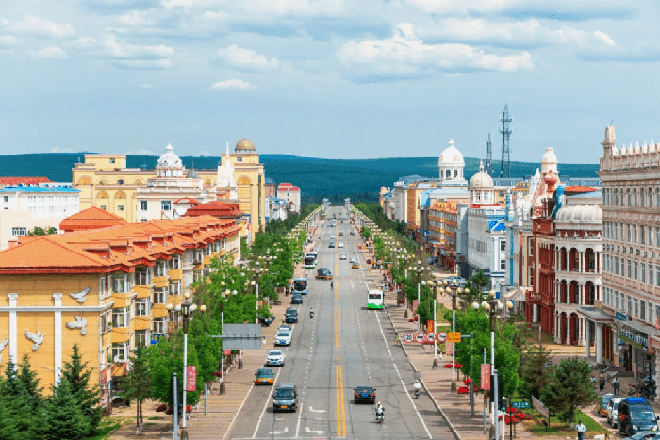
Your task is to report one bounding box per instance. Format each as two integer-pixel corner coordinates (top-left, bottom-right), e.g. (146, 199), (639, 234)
(1, 0), (659, 163)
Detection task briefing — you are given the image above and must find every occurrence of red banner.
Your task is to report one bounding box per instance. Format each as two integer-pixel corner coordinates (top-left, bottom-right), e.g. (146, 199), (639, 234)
(186, 366), (197, 392)
(412, 300), (419, 313)
(446, 341), (453, 355)
(481, 364), (490, 390)
(427, 320), (435, 334)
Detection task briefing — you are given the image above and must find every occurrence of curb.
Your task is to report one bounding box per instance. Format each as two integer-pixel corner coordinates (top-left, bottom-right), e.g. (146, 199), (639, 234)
(385, 302), (462, 440)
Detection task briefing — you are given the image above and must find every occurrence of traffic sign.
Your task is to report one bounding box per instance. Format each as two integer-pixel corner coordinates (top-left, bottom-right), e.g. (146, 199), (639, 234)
(415, 333), (425, 343)
(447, 332), (461, 343)
(436, 332), (447, 343)
(426, 333), (436, 342)
(403, 333), (414, 344)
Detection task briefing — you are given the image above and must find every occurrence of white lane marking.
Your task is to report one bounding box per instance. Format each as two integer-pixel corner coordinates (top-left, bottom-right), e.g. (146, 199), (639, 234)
(375, 306), (433, 439)
(269, 427), (289, 435)
(226, 373), (258, 440)
(251, 362), (284, 438)
(305, 427), (324, 434)
(295, 402), (304, 437)
(308, 406), (327, 413)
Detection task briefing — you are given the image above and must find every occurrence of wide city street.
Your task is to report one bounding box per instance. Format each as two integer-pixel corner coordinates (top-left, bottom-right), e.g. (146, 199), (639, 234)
(227, 206), (455, 439)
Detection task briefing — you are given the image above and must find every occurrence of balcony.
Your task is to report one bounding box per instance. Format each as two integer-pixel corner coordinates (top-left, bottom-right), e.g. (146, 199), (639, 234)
(526, 292), (542, 303)
(133, 285), (152, 299)
(168, 269), (183, 280)
(152, 276), (169, 288)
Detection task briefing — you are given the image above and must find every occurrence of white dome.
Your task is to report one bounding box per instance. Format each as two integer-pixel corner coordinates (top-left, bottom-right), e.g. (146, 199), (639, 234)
(470, 160), (494, 189)
(438, 138), (465, 166)
(555, 204), (602, 224)
(157, 142), (182, 168)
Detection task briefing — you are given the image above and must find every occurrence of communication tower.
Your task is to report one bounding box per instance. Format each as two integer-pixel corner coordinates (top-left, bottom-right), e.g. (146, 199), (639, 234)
(484, 133), (493, 177)
(499, 104), (514, 178)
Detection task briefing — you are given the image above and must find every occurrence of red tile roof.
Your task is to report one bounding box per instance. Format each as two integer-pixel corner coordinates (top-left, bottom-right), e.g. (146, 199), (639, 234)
(0, 176), (51, 186)
(59, 206), (128, 232)
(564, 186), (598, 194)
(184, 201), (243, 219)
(174, 197), (201, 205)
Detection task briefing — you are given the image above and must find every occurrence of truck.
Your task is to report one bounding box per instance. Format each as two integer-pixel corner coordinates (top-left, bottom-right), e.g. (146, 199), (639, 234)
(292, 277), (307, 295)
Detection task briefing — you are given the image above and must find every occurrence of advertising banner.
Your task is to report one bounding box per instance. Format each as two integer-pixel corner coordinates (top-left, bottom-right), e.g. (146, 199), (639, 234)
(186, 366), (197, 392)
(480, 364), (490, 390)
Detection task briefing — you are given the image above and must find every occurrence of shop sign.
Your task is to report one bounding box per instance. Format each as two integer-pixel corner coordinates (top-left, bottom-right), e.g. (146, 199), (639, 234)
(618, 328), (648, 350)
(616, 311), (627, 321)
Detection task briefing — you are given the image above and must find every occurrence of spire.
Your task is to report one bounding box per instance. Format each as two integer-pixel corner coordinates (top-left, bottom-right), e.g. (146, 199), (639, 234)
(479, 159), (484, 172)
(225, 141), (230, 158)
(449, 137), (454, 148)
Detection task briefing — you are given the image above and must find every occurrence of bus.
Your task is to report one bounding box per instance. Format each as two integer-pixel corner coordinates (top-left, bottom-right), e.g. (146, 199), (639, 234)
(293, 277), (307, 295)
(367, 290), (384, 310)
(304, 252), (317, 269)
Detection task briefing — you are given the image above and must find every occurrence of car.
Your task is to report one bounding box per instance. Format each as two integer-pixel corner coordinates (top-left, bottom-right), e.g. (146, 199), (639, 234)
(608, 397), (623, 428)
(350, 231), (355, 236)
(316, 268), (333, 280)
(266, 350), (285, 367)
(352, 262), (359, 269)
(329, 241), (335, 248)
(622, 433), (660, 440)
(338, 242), (344, 248)
(255, 368), (274, 385)
(273, 383), (298, 412)
(291, 294), (303, 305)
(279, 323), (292, 333)
(600, 394), (614, 417)
(285, 308), (298, 323)
(274, 331), (292, 346)
(350, 256), (357, 263)
(339, 232), (343, 236)
(331, 235), (336, 239)
(340, 254), (347, 260)
(618, 398), (659, 436)
(353, 386), (376, 404)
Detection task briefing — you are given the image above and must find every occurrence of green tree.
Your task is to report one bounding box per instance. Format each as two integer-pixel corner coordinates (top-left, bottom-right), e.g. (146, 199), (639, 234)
(542, 358), (596, 426)
(61, 344), (102, 435)
(41, 378), (91, 440)
(123, 347), (152, 433)
(0, 358), (42, 440)
(27, 226), (57, 236)
(520, 346), (553, 399)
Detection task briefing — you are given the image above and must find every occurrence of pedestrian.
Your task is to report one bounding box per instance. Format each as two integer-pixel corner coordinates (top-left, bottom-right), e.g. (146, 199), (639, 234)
(575, 420), (586, 440)
(613, 376), (620, 395)
(599, 372), (605, 393)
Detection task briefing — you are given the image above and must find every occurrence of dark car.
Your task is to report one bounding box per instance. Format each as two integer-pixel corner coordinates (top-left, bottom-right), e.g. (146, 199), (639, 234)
(329, 241), (335, 248)
(350, 231), (355, 236)
(291, 294), (303, 304)
(619, 398), (659, 436)
(354, 386), (376, 404)
(315, 268), (333, 280)
(285, 308), (298, 323)
(273, 384), (298, 412)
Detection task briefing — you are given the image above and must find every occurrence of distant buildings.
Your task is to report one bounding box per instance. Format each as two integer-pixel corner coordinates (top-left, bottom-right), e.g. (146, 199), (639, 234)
(277, 182), (301, 214)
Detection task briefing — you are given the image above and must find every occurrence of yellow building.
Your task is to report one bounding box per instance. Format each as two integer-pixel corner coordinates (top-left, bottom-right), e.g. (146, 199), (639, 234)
(72, 138), (266, 241)
(0, 211), (240, 401)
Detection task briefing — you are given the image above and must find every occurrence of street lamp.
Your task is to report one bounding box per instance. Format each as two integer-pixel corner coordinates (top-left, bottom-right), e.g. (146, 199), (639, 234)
(167, 293), (206, 437)
(444, 280), (467, 386)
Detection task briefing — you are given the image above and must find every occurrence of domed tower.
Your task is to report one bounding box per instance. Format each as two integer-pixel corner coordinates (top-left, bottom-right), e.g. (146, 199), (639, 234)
(156, 142), (184, 178)
(469, 160), (495, 204)
(218, 142), (238, 199)
(541, 147), (558, 176)
(235, 138), (256, 154)
(438, 138), (466, 183)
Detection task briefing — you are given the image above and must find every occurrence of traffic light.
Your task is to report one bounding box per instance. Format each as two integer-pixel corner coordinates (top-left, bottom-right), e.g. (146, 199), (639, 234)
(499, 398), (507, 412)
(489, 374), (504, 403)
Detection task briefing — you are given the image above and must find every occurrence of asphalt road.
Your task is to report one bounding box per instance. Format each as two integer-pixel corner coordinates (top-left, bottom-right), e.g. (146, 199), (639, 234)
(227, 206), (455, 440)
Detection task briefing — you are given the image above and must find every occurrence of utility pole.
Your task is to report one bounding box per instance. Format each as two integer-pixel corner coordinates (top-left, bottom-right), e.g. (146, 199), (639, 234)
(485, 133), (493, 177)
(499, 104), (513, 178)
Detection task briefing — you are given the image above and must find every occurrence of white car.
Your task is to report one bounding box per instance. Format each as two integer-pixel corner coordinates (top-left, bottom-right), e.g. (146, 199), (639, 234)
(339, 254), (347, 260)
(331, 235), (336, 239)
(278, 325), (292, 335)
(274, 331), (292, 346)
(266, 350), (285, 366)
(338, 242), (344, 248)
(607, 397), (623, 428)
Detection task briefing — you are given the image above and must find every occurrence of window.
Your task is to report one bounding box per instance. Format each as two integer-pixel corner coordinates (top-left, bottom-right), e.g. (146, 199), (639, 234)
(109, 158), (115, 164)
(628, 296), (632, 315)
(135, 299), (149, 316)
(3, 196), (7, 203)
(642, 263), (646, 283)
(11, 227), (26, 236)
(135, 330), (148, 347)
(153, 287), (168, 304)
(169, 254), (181, 269)
(100, 205), (107, 210)
(627, 225), (631, 242)
(153, 318), (166, 334)
(627, 259), (632, 278)
(500, 240), (506, 252)
(112, 307), (129, 328)
(169, 281), (180, 296)
(99, 276), (107, 298)
(155, 260), (167, 277)
(445, 170), (451, 178)
(100, 312), (108, 334)
(140, 200), (147, 211)
(135, 269), (151, 285)
(500, 259), (506, 270)
(112, 273), (127, 293)
(237, 157), (243, 162)
(634, 262), (638, 280)
(117, 179), (124, 185)
(112, 343), (127, 362)
(118, 205), (124, 211)
(634, 298), (639, 317)
(161, 200), (172, 211)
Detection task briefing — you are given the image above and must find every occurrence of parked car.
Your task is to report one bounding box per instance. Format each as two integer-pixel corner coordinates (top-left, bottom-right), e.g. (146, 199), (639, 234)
(273, 383), (298, 412)
(290, 294), (303, 305)
(285, 308), (298, 323)
(608, 397), (623, 428)
(601, 394), (614, 417)
(353, 386), (376, 404)
(618, 398), (659, 437)
(274, 331), (292, 346)
(266, 350), (285, 367)
(255, 368), (274, 385)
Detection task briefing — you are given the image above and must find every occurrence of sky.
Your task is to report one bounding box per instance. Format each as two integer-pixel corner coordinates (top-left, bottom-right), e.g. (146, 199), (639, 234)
(1, 0), (660, 163)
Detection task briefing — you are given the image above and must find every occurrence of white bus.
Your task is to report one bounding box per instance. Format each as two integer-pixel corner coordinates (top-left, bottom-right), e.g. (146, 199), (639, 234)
(304, 252), (318, 269)
(367, 289), (384, 310)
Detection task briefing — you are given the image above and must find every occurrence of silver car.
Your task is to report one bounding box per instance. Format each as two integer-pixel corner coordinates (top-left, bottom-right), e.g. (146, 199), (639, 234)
(266, 350), (285, 366)
(608, 397), (623, 428)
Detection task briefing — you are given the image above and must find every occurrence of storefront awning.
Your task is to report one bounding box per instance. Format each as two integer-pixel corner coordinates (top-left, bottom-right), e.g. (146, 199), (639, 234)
(576, 306), (615, 323)
(620, 319), (660, 337)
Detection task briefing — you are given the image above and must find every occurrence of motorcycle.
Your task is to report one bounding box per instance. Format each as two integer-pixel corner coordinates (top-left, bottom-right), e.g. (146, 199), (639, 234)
(375, 406), (385, 423)
(309, 309), (315, 318)
(413, 382), (421, 399)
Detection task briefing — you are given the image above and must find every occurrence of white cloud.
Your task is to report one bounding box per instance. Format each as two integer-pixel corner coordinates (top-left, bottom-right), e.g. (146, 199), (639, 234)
(216, 44), (280, 72)
(114, 58), (174, 69)
(118, 10), (157, 26)
(0, 35), (17, 45)
(337, 25), (533, 78)
(162, 0), (345, 16)
(140, 83), (153, 88)
(4, 15), (74, 38)
(50, 146), (75, 153)
(103, 35), (174, 69)
(126, 148), (157, 155)
(199, 10), (229, 20)
(405, 0), (626, 14)
(211, 79), (255, 90)
(28, 45), (66, 59)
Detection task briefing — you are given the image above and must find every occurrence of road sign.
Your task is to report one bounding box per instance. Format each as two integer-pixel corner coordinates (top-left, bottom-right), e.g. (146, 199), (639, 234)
(512, 401), (530, 409)
(403, 333), (414, 344)
(436, 332), (447, 343)
(447, 332), (461, 343)
(186, 366), (197, 392)
(415, 333), (425, 343)
(426, 333), (436, 342)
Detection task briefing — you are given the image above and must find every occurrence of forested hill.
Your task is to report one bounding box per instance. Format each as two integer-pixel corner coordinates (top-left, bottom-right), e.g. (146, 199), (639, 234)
(0, 153), (599, 203)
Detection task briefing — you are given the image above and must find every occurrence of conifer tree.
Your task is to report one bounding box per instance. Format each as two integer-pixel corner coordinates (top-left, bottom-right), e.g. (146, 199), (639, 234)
(123, 347), (152, 432)
(0, 358), (42, 440)
(542, 358), (596, 426)
(61, 344), (102, 435)
(41, 378), (91, 440)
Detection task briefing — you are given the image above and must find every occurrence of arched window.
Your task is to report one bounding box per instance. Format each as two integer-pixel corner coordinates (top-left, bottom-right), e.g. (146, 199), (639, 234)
(445, 170), (451, 178)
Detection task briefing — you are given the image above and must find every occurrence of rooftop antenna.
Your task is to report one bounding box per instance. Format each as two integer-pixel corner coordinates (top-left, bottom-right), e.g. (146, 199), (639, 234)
(610, 119), (614, 125)
(485, 133), (493, 177)
(499, 104), (514, 178)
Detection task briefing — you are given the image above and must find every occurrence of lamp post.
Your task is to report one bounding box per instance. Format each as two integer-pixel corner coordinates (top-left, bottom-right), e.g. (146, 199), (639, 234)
(472, 294), (513, 440)
(444, 280), (467, 387)
(166, 293), (206, 437)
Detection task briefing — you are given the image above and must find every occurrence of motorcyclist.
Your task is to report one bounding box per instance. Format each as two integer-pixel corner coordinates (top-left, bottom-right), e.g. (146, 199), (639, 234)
(375, 401), (384, 420)
(309, 307), (314, 318)
(413, 381), (422, 398)
(330, 280), (334, 288)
